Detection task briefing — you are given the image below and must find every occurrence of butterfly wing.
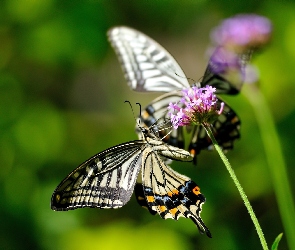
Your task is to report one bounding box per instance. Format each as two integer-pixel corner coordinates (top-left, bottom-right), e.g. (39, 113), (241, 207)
(188, 99), (240, 161)
(139, 146), (211, 237)
(201, 46), (253, 94)
(108, 26), (190, 92)
(134, 183), (157, 215)
(51, 141), (145, 211)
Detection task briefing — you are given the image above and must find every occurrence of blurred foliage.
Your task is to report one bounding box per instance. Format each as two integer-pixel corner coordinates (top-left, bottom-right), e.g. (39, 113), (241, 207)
(271, 233), (283, 250)
(1, 0), (295, 249)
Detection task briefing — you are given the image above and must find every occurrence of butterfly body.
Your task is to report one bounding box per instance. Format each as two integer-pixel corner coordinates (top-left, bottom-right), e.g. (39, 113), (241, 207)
(108, 26), (248, 162)
(51, 125), (211, 237)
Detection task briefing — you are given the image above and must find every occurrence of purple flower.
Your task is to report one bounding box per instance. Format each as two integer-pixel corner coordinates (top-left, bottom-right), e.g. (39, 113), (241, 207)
(211, 14), (272, 52)
(206, 46), (249, 90)
(207, 46), (241, 74)
(168, 86), (224, 129)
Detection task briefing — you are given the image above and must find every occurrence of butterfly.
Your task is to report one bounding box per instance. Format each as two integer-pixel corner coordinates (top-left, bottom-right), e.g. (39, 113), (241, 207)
(108, 26), (252, 163)
(51, 119), (212, 238)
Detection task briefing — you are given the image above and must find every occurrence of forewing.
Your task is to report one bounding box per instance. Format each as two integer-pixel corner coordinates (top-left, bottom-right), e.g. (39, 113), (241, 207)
(201, 46), (253, 94)
(140, 148), (211, 237)
(108, 26), (190, 92)
(51, 141), (144, 211)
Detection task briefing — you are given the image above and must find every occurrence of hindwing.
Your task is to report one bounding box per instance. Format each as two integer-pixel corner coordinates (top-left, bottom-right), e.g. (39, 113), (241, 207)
(138, 146), (211, 237)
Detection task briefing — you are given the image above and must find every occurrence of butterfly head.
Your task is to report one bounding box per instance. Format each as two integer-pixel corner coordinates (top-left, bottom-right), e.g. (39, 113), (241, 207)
(138, 124), (159, 141)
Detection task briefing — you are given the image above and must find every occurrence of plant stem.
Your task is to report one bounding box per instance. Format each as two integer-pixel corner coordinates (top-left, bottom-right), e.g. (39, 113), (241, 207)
(203, 124), (269, 250)
(244, 84), (295, 250)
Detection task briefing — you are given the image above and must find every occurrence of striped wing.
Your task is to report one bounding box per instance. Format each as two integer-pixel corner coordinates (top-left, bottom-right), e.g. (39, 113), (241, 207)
(108, 26), (190, 92)
(138, 146), (211, 237)
(51, 141), (144, 211)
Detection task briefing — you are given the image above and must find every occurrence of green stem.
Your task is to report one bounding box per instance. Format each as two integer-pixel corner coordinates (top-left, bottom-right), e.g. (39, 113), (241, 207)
(244, 84), (295, 250)
(203, 124), (269, 250)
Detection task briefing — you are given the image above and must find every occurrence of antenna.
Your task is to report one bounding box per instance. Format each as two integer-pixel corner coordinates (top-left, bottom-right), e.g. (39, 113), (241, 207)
(135, 103), (142, 126)
(124, 100), (141, 127)
(135, 102), (142, 116)
(175, 72), (196, 85)
(124, 100), (136, 118)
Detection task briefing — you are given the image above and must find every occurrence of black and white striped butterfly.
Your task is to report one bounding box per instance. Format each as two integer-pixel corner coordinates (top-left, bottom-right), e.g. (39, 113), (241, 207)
(108, 26), (251, 163)
(51, 119), (211, 237)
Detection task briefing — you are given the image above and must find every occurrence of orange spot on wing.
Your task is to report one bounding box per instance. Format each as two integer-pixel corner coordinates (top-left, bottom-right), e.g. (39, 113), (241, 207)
(190, 149), (196, 157)
(159, 206), (166, 212)
(173, 189), (179, 195)
(169, 208), (178, 216)
(142, 111), (149, 119)
(147, 196), (155, 202)
(192, 186), (201, 195)
(168, 189), (179, 197)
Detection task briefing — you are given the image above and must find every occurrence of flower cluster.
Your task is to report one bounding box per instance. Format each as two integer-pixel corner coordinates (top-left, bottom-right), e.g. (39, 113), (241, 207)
(208, 14), (272, 85)
(211, 14), (272, 52)
(168, 86), (224, 129)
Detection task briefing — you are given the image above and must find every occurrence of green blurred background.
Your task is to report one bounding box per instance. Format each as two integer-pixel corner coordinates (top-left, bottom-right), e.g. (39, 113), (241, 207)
(1, 0), (295, 249)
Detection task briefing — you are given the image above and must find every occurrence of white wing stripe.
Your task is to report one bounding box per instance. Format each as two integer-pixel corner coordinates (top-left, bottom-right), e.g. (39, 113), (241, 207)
(142, 69), (162, 78)
(153, 50), (166, 61)
(136, 55), (148, 62)
(145, 76), (185, 88)
(108, 26), (190, 92)
(139, 62), (156, 70)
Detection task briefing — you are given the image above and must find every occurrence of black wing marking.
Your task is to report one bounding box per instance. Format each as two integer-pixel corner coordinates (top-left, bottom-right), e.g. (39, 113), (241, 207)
(134, 183), (157, 215)
(139, 147), (211, 237)
(108, 26), (190, 92)
(188, 100), (240, 163)
(51, 141), (144, 211)
(201, 46), (253, 94)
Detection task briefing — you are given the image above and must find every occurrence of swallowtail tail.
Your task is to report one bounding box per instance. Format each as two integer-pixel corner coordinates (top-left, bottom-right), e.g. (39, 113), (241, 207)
(51, 122), (211, 237)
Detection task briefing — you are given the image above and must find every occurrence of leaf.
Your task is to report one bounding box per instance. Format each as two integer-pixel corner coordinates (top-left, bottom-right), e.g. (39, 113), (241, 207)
(271, 233), (283, 250)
